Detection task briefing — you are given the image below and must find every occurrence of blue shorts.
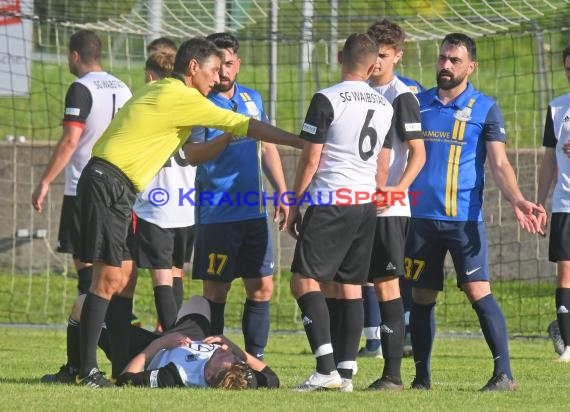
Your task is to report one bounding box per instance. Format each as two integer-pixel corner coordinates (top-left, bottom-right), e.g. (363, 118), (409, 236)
(192, 218), (274, 282)
(405, 218), (489, 290)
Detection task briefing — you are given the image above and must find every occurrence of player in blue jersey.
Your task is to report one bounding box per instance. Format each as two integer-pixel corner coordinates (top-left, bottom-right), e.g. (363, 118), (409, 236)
(185, 33), (288, 361)
(407, 33), (546, 391)
(395, 73), (424, 95)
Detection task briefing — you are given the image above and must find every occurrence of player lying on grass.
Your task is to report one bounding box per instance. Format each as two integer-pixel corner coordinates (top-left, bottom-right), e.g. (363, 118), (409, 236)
(58, 295), (279, 389)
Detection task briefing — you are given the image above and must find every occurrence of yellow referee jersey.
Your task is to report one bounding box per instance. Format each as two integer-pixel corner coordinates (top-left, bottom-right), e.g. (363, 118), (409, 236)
(92, 77), (250, 191)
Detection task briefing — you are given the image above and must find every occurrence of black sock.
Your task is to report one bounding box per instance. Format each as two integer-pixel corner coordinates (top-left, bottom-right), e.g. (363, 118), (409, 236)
(410, 301), (436, 381)
(77, 267), (93, 295)
(556, 288), (570, 347)
(325, 297), (340, 361)
(207, 299), (226, 335)
(379, 297), (404, 382)
(66, 318), (80, 370)
(297, 291), (336, 375)
(336, 298), (363, 380)
(106, 296), (133, 379)
(79, 293), (109, 377)
(242, 299), (270, 359)
(154, 285), (178, 331)
(172, 277), (184, 310)
(472, 294), (512, 379)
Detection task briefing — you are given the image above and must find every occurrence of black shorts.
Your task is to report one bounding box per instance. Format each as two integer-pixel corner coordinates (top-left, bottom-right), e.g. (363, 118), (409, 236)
(549, 213), (570, 262)
(57, 195), (81, 257)
(368, 216), (409, 281)
(76, 157), (136, 267)
(133, 217), (195, 269)
(291, 203), (376, 285)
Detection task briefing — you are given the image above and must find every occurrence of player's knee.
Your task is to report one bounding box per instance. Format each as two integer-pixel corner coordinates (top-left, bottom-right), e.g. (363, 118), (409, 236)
(203, 281), (231, 303)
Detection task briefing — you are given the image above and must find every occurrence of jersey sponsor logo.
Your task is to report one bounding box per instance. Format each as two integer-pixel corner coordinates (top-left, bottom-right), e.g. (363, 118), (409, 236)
(65, 107), (80, 116)
(423, 130), (451, 139)
(404, 122), (421, 132)
(302, 123), (317, 135)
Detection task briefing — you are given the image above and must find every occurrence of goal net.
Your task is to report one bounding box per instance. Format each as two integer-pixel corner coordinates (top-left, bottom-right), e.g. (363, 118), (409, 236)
(1, 0), (569, 334)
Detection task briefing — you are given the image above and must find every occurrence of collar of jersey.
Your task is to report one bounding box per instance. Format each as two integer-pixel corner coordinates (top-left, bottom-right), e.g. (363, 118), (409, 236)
(431, 82), (474, 110)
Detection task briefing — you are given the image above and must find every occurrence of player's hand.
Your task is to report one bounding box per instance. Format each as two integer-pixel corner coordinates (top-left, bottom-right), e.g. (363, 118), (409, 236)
(273, 193), (289, 231)
(287, 205), (302, 239)
(512, 199), (547, 235)
(32, 182), (49, 213)
(158, 332), (191, 349)
(375, 186), (396, 214)
(203, 335), (230, 346)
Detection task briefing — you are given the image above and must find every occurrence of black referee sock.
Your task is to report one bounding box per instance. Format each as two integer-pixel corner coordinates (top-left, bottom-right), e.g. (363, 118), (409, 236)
(379, 297), (404, 381)
(297, 291), (336, 375)
(76, 266), (93, 295)
(556, 288), (570, 346)
(106, 296), (133, 379)
(79, 293), (109, 378)
(154, 285), (178, 331)
(207, 299), (226, 335)
(66, 317), (80, 370)
(172, 277), (184, 310)
(336, 298), (363, 380)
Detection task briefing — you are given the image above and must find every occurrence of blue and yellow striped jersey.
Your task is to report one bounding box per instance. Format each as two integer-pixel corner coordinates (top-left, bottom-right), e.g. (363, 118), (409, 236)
(410, 83), (506, 221)
(190, 82), (269, 224)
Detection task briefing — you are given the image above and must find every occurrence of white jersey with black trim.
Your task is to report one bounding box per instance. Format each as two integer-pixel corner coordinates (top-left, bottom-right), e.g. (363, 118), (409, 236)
(372, 76), (422, 217)
(300, 80), (393, 204)
(543, 92), (570, 213)
(63, 71), (131, 195)
(134, 148), (196, 228)
(147, 341), (220, 388)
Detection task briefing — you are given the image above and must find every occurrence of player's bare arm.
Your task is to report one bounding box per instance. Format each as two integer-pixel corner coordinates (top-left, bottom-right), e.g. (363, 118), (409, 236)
(378, 138), (426, 213)
(122, 332), (192, 374)
(486, 140), (547, 234)
(537, 147), (556, 208)
(287, 141), (323, 239)
(247, 118), (304, 149)
(261, 142), (289, 231)
(32, 125), (82, 212)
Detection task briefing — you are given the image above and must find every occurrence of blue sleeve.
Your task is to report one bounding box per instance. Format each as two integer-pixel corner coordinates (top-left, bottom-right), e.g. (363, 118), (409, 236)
(482, 104), (506, 143)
